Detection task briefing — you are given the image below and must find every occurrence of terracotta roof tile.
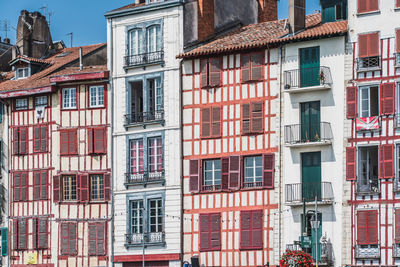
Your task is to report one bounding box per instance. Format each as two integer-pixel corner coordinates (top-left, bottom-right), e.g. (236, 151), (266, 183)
(108, 2), (146, 13)
(178, 14), (348, 58)
(10, 55), (52, 65)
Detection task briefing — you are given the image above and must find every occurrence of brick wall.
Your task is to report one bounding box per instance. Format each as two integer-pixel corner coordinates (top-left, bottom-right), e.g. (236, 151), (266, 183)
(197, 0), (214, 42)
(258, 0), (277, 23)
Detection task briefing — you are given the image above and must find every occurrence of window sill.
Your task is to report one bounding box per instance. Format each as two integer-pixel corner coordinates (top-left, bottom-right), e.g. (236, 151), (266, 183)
(199, 248), (221, 252)
(61, 107), (78, 111)
(241, 78), (264, 84)
(200, 135), (222, 140)
(60, 153), (79, 156)
(125, 241), (166, 248)
(88, 105), (105, 109)
(240, 246), (263, 251)
(357, 66), (381, 73)
(356, 10), (380, 16)
(88, 152), (107, 156)
(125, 119), (165, 129)
(33, 150), (49, 154)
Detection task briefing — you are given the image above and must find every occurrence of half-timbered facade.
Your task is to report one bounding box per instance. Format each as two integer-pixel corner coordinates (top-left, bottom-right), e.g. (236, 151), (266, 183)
(0, 43), (110, 267)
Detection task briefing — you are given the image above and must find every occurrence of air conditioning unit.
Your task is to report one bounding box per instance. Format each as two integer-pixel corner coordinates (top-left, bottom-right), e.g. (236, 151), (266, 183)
(35, 106), (45, 120)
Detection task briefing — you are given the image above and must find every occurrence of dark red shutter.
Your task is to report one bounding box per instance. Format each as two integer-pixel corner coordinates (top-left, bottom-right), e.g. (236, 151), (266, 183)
(19, 128), (27, 154)
(397, 29), (400, 53)
(97, 223), (105, 255)
(38, 218), (48, 249)
(346, 87), (357, 119)
(380, 83), (395, 115)
(12, 220), (18, 250)
(104, 173), (111, 201)
(69, 130), (77, 154)
(221, 157), (229, 190)
(200, 59), (209, 88)
(80, 174), (89, 202)
(34, 172), (40, 200)
(21, 173), (27, 201)
(379, 144), (394, 179)
(53, 175), (61, 202)
(41, 126), (47, 152)
(69, 223), (77, 255)
(251, 102), (263, 133)
(34, 127), (40, 152)
(13, 128), (19, 155)
(252, 210), (263, 248)
(368, 0), (378, 12)
(210, 213), (221, 250)
(397, 0), (400, 8)
(346, 147), (357, 180)
(251, 52), (264, 80)
(88, 129), (94, 154)
(209, 58), (221, 87)
(357, 211), (368, 244)
(199, 214), (210, 251)
(228, 156), (240, 190)
(367, 210), (378, 244)
(395, 209), (400, 243)
(263, 154), (274, 189)
(33, 219), (38, 249)
(18, 219), (27, 250)
(211, 107), (221, 137)
(242, 104), (251, 134)
(241, 54), (250, 82)
(189, 159), (200, 192)
(368, 32), (380, 57)
(358, 0), (367, 13)
(358, 34), (369, 58)
(14, 173), (20, 201)
(94, 128), (105, 154)
(89, 224), (96, 255)
(240, 211), (251, 248)
(60, 131), (68, 155)
(41, 171), (48, 199)
(201, 108), (211, 138)
(61, 223), (69, 255)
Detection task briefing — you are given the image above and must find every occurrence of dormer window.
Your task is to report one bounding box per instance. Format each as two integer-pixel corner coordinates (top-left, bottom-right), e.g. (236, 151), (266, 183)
(15, 98), (28, 110)
(16, 68), (29, 79)
(321, 0), (347, 23)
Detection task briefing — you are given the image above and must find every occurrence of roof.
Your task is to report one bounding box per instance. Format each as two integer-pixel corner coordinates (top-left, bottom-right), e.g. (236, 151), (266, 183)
(10, 55), (51, 65)
(108, 2), (145, 13)
(178, 13), (348, 58)
(105, 0), (182, 18)
(0, 43), (107, 95)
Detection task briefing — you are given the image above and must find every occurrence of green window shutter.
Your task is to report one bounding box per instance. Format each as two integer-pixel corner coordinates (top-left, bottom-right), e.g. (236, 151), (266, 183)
(0, 103), (3, 124)
(0, 140), (3, 170)
(1, 227), (7, 256)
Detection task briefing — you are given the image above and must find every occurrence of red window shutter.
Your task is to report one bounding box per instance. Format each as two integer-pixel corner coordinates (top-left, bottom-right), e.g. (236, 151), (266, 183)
(19, 127), (27, 154)
(211, 107), (221, 137)
(88, 128), (94, 154)
(397, 0), (400, 8)
(69, 223), (77, 255)
(221, 157), (229, 190)
(241, 54), (251, 82)
(200, 59), (209, 88)
(357, 211), (368, 244)
(368, 32), (380, 57)
(368, 0), (379, 12)
(346, 147), (357, 180)
(97, 223), (106, 255)
(240, 211), (252, 249)
(38, 218), (48, 249)
(189, 159), (200, 192)
(12, 220), (18, 250)
(34, 127), (40, 152)
(251, 102), (263, 133)
(34, 172), (40, 200)
(104, 173), (111, 201)
(21, 173), (28, 201)
(69, 130), (77, 154)
(379, 144), (394, 179)
(53, 175), (60, 203)
(80, 174), (89, 202)
(199, 214), (210, 251)
(358, 0), (367, 13)
(251, 210), (263, 248)
(60, 131), (69, 155)
(210, 213), (221, 250)
(380, 83), (395, 115)
(13, 128), (19, 155)
(358, 34), (369, 58)
(367, 210), (378, 244)
(41, 126), (47, 152)
(209, 58), (221, 87)
(397, 29), (400, 53)
(263, 154), (274, 189)
(33, 219), (38, 249)
(228, 156), (240, 190)
(201, 108), (211, 138)
(14, 173), (21, 201)
(41, 171), (48, 199)
(89, 224), (97, 255)
(94, 128), (105, 154)
(242, 103), (251, 134)
(251, 52), (264, 81)
(395, 209), (400, 243)
(346, 87), (357, 119)
(18, 219), (27, 250)
(61, 223), (69, 255)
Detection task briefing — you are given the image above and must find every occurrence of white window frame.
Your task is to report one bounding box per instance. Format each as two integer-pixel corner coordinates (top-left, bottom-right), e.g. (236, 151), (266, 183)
(17, 68), (29, 79)
(203, 159), (221, 187)
(129, 29), (143, 56)
(62, 88), (77, 109)
(131, 200), (144, 234)
(15, 98), (28, 110)
(35, 96), (48, 107)
(358, 85), (379, 118)
(89, 85), (104, 108)
(146, 25), (160, 53)
(244, 156), (263, 184)
(148, 198), (163, 233)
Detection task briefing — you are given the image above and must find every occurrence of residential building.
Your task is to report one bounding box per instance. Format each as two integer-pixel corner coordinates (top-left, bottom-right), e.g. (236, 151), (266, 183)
(0, 84), (8, 266)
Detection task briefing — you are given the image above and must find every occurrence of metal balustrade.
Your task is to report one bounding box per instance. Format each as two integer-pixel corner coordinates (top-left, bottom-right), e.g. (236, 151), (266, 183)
(125, 110), (164, 126)
(356, 178), (380, 195)
(355, 244), (380, 259)
(285, 182), (334, 204)
(284, 122), (333, 146)
(125, 170), (165, 187)
(125, 232), (165, 246)
(284, 66), (332, 90)
(124, 51), (164, 67)
(356, 56), (381, 71)
(395, 53), (400, 67)
(393, 243), (400, 258)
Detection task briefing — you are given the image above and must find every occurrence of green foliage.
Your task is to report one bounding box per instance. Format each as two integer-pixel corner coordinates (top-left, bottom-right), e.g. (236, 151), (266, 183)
(280, 249), (313, 267)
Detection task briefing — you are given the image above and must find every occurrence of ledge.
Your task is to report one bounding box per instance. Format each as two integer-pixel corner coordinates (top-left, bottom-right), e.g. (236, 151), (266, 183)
(284, 84), (331, 94)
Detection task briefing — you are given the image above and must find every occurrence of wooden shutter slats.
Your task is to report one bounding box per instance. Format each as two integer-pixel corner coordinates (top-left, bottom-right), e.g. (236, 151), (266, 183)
(357, 210), (378, 245)
(209, 58), (221, 87)
(53, 175), (61, 203)
(240, 211), (252, 248)
(379, 144), (394, 179)
(358, 34), (369, 58)
(199, 214), (210, 251)
(61, 223), (69, 255)
(397, 29), (400, 53)
(38, 218), (48, 249)
(189, 159), (200, 192)
(80, 174), (89, 202)
(367, 210), (378, 244)
(21, 173), (27, 201)
(380, 83), (395, 115)
(88, 129), (94, 154)
(201, 108), (211, 138)
(14, 173), (20, 201)
(104, 173), (111, 201)
(18, 219), (26, 250)
(228, 156), (240, 190)
(19, 128), (27, 154)
(263, 154), (274, 189)
(41, 171), (48, 199)
(97, 224), (105, 255)
(12, 220), (17, 250)
(34, 172), (41, 200)
(69, 223), (77, 255)
(221, 157), (229, 190)
(34, 127), (40, 152)
(395, 210), (400, 243)
(13, 128), (19, 155)
(251, 102), (263, 133)
(41, 126), (47, 152)
(69, 130), (77, 154)
(368, 32), (379, 57)
(346, 87), (357, 119)
(242, 104), (251, 134)
(200, 59), (209, 88)
(211, 107), (221, 137)
(251, 52), (264, 81)
(210, 213), (221, 250)
(94, 128), (106, 154)
(241, 54), (251, 82)
(252, 210), (263, 248)
(89, 224), (97, 255)
(346, 147), (357, 180)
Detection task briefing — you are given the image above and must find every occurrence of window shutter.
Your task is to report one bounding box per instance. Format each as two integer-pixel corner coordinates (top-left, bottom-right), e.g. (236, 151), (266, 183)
(263, 154), (274, 189)
(61, 223), (69, 255)
(241, 54), (250, 82)
(41, 126), (47, 152)
(19, 128), (27, 154)
(357, 211), (368, 244)
(228, 156), (240, 190)
(380, 83), (395, 115)
(199, 214), (210, 251)
(251, 102), (263, 133)
(94, 128), (105, 154)
(13, 129), (19, 155)
(69, 130), (77, 154)
(395, 209), (400, 243)
(34, 127), (40, 152)
(242, 103), (251, 134)
(1, 227), (8, 256)
(88, 128), (93, 154)
(240, 211), (252, 248)
(34, 172), (40, 200)
(379, 144), (394, 179)
(38, 218), (48, 249)
(0, 103), (3, 124)
(358, 34), (369, 58)
(69, 223), (77, 255)
(397, 29), (400, 53)
(346, 87), (357, 119)
(201, 108), (211, 138)
(97, 223), (105, 255)
(32, 219), (37, 249)
(210, 213), (221, 250)
(60, 131), (68, 155)
(41, 171), (48, 199)
(89, 224), (97, 255)
(104, 173), (111, 201)
(21, 173), (27, 201)
(252, 210), (263, 248)
(12, 220), (17, 250)
(211, 107), (221, 137)
(346, 147), (357, 180)
(251, 52), (264, 80)
(53, 175), (60, 203)
(397, 0), (400, 8)
(368, 0), (378, 12)
(80, 174), (89, 202)
(368, 32), (379, 57)
(221, 157), (229, 190)
(200, 59), (209, 88)
(209, 58), (221, 87)
(189, 159), (200, 192)
(358, 0), (367, 13)
(14, 173), (20, 201)
(367, 210), (378, 244)
(18, 219), (26, 250)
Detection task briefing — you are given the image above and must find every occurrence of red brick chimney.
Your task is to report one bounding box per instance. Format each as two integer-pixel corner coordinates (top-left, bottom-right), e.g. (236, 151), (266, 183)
(258, 0), (278, 22)
(197, 0), (215, 42)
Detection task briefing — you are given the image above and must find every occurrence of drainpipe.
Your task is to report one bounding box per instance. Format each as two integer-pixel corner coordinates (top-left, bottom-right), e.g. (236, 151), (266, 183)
(179, 57), (184, 265)
(278, 44), (284, 260)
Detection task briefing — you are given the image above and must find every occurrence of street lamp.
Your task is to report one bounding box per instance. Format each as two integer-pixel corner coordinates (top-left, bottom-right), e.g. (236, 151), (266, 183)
(310, 215), (320, 267)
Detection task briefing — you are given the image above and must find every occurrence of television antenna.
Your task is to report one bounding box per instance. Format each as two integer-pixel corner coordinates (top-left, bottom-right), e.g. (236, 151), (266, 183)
(66, 32), (73, 48)
(40, 5), (54, 28)
(1, 20), (10, 38)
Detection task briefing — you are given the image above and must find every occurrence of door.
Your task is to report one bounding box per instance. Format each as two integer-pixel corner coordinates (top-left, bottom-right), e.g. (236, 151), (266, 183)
(300, 46), (320, 87)
(301, 101), (320, 142)
(301, 152), (321, 202)
(131, 81), (143, 122)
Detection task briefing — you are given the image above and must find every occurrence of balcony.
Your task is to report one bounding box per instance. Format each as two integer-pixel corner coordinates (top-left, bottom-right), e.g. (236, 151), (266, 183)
(125, 170), (165, 187)
(286, 239), (333, 265)
(355, 244), (380, 259)
(356, 56), (381, 72)
(125, 110), (164, 128)
(284, 66), (332, 93)
(125, 232), (165, 247)
(284, 122), (333, 147)
(395, 53), (400, 67)
(124, 51), (164, 68)
(393, 243), (400, 258)
(356, 178), (380, 195)
(285, 182), (334, 206)
(394, 178), (400, 193)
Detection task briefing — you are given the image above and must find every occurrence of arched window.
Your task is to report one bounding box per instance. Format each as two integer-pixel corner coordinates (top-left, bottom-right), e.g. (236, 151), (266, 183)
(146, 25), (161, 53)
(129, 28), (143, 55)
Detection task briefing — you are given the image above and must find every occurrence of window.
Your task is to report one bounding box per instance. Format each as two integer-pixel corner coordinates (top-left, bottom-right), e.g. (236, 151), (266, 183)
(201, 107), (221, 138)
(16, 68), (29, 79)
(244, 156), (263, 188)
(321, 0), (347, 23)
(89, 85), (104, 107)
(149, 199), (163, 233)
(60, 223), (77, 255)
(397, 0), (400, 8)
(128, 23), (162, 58)
(33, 217), (48, 249)
(62, 175), (77, 201)
(35, 96), (48, 107)
(357, 210), (378, 244)
(240, 210), (263, 250)
(199, 213), (220, 251)
(131, 200), (144, 235)
(15, 98), (28, 110)
(12, 219), (27, 250)
(88, 223), (106, 255)
(33, 170), (48, 200)
(60, 129), (78, 155)
(62, 88), (77, 109)
(13, 127), (28, 155)
(200, 58), (221, 88)
(357, 0), (379, 13)
(242, 102), (263, 134)
(130, 139), (144, 175)
(359, 85), (379, 117)
(241, 52), (264, 82)
(358, 32), (380, 69)
(147, 25), (161, 53)
(90, 174), (104, 201)
(34, 125), (48, 153)
(129, 29), (144, 56)
(203, 159), (221, 191)
(13, 172), (28, 201)
(88, 127), (106, 154)
(148, 137), (163, 172)
(357, 146), (379, 194)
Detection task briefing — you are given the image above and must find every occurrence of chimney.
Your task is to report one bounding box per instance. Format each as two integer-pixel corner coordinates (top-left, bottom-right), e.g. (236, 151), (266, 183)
(3, 38), (10, 44)
(257, 0), (278, 23)
(288, 0), (305, 34)
(197, 0), (215, 42)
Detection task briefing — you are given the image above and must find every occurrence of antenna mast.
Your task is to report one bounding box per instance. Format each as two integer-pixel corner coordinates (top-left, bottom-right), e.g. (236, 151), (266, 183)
(66, 32), (73, 48)
(1, 20), (10, 38)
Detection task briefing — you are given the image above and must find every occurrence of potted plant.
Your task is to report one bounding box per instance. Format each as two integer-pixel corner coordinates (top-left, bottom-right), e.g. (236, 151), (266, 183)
(280, 249), (313, 267)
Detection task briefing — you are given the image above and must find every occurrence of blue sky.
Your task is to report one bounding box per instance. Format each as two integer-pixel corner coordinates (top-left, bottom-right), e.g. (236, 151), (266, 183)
(0, 0), (321, 47)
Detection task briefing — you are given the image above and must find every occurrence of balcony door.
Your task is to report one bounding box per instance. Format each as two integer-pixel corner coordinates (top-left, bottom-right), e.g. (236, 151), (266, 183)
(301, 152), (321, 202)
(300, 46), (320, 87)
(358, 146), (378, 193)
(301, 101), (320, 142)
(131, 81), (144, 122)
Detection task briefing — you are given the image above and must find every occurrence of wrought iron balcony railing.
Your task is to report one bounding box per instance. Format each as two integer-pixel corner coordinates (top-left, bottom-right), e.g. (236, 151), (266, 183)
(202, 184), (221, 191)
(284, 66), (332, 90)
(125, 232), (165, 246)
(284, 122), (333, 146)
(395, 53), (400, 67)
(124, 51), (164, 68)
(394, 243), (400, 258)
(356, 56), (381, 71)
(356, 178), (380, 195)
(243, 181), (263, 188)
(355, 244), (380, 259)
(125, 110), (164, 126)
(125, 170), (165, 187)
(285, 182), (334, 204)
